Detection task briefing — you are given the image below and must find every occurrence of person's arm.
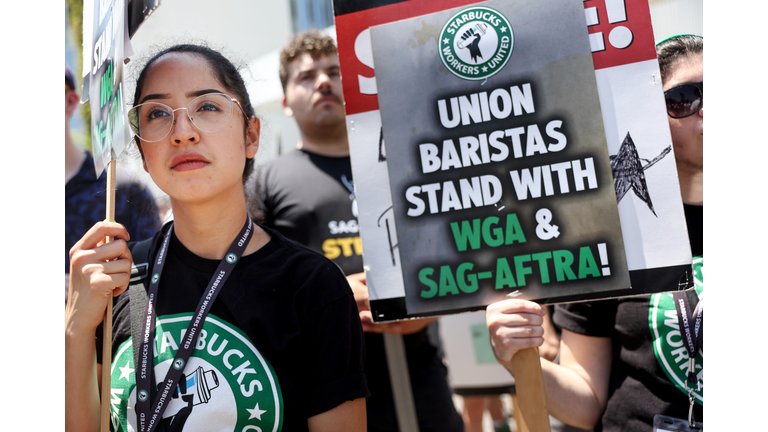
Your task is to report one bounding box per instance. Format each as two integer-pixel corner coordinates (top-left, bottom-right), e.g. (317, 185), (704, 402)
(486, 299), (612, 430)
(65, 222), (133, 432)
(307, 398), (367, 431)
(347, 272), (437, 334)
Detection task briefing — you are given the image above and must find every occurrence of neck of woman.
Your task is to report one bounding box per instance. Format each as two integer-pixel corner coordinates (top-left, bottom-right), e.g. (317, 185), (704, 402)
(169, 190), (267, 259)
(677, 166), (703, 206)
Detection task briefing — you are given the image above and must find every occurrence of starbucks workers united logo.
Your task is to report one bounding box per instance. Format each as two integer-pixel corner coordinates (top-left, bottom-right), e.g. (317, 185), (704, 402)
(109, 314), (284, 432)
(439, 6), (514, 81)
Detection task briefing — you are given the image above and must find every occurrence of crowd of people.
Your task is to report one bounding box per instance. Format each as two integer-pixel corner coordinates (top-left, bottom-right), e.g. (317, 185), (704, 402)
(64, 25), (702, 432)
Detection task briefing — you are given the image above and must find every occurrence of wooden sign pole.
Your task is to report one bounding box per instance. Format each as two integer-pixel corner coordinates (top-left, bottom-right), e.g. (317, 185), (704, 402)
(100, 160), (117, 432)
(510, 347), (550, 432)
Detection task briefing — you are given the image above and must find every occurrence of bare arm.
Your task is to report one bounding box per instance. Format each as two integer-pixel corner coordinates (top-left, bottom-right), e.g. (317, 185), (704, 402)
(540, 329), (612, 429)
(307, 398), (367, 431)
(65, 222), (132, 432)
(487, 299), (612, 430)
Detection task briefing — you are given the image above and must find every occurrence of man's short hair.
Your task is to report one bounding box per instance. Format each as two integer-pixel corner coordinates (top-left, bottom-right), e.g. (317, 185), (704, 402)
(279, 30), (338, 91)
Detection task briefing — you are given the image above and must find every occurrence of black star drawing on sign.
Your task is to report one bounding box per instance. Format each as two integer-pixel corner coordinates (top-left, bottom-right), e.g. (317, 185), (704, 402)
(610, 132), (671, 217)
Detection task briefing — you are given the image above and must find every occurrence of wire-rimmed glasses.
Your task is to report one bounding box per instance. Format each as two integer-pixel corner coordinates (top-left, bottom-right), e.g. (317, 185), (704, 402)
(128, 93), (249, 142)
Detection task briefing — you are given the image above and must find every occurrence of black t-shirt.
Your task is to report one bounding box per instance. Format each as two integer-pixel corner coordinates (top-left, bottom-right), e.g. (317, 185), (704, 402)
(254, 149), (362, 275)
(98, 223), (368, 432)
(554, 205), (703, 432)
(254, 150), (464, 432)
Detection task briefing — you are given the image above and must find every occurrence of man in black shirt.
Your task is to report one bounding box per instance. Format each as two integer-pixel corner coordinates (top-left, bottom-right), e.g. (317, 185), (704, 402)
(253, 30), (464, 432)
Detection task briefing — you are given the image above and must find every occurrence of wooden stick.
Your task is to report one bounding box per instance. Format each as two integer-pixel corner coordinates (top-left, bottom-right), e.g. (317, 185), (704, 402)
(100, 160), (117, 432)
(511, 394), (528, 432)
(510, 347), (551, 432)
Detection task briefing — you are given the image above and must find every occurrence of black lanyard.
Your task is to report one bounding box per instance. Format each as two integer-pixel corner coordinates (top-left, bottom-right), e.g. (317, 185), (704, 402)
(672, 290), (703, 387)
(135, 216), (253, 432)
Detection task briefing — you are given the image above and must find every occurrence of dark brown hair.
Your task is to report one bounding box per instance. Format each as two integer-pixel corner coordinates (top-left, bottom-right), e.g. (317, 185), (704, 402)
(656, 35), (703, 84)
(279, 30), (337, 91)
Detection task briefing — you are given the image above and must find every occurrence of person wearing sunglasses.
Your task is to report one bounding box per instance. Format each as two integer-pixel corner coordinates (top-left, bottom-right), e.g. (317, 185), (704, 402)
(484, 35), (704, 432)
(658, 35), (703, 211)
(65, 44), (368, 432)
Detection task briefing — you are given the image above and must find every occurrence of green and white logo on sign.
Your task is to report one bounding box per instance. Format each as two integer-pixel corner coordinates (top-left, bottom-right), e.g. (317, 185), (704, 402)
(439, 6), (514, 81)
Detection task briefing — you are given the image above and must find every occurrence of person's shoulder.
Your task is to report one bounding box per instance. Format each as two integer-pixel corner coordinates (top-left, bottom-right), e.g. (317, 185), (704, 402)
(260, 149), (309, 171)
(259, 224), (347, 279)
(262, 224), (331, 262)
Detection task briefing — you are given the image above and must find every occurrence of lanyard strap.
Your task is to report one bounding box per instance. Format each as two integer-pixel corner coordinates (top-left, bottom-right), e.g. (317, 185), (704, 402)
(672, 290), (703, 387)
(136, 216), (253, 432)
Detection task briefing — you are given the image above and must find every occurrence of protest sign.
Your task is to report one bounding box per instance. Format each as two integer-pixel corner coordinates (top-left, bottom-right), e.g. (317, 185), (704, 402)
(128, 0), (161, 38)
(84, 0), (130, 176)
(371, 0), (630, 316)
(334, 0), (693, 322)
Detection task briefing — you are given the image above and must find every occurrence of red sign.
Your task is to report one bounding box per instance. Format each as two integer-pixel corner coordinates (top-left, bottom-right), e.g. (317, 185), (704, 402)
(336, 0), (659, 115)
(584, 0), (657, 70)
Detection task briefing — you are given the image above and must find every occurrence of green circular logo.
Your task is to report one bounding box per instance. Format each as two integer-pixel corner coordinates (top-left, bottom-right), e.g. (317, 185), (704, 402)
(151, 273), (160, 284)
(649, 256), (704, 404)
(112, 314), (285, 431)
(173, 358), (185, 370)
(138, 390), (148, 402)
(226, 253), (238, 264)
(439, 6), (514, 81)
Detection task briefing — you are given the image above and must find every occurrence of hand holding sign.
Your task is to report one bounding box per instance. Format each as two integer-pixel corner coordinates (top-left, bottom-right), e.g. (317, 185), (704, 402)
(486, 299), (546, 363)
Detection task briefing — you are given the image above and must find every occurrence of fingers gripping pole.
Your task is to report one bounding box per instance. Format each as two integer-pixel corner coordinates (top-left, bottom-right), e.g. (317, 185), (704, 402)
(100, 160), (117, 432)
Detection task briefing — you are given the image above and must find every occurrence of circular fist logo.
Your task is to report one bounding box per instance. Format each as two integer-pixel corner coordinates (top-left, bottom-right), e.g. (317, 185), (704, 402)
(138, 390), (148, 402)
(225, 253), (238, 264)
(173, 358), (185, 370)
(151, 273), (160, 284)
(439, 6), (514, 81)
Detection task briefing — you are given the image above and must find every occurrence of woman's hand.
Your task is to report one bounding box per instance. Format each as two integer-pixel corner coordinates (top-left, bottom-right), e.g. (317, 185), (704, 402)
(486, 299), (547, 366)
(65, 221), (133, 432)
(66, 221), (133, 334)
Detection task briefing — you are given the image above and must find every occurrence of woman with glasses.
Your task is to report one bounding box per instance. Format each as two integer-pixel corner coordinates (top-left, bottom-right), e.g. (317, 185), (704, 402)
(65, 44), (368, 432)
(484, 35), (703, 432)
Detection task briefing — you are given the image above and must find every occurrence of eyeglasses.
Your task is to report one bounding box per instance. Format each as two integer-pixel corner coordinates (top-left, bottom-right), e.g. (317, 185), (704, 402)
(664, 82), (703, 119)
(128, 93), (249, 142)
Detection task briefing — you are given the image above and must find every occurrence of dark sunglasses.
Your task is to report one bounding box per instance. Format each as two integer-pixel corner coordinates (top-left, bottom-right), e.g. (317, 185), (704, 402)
(664, 81), (703, 119)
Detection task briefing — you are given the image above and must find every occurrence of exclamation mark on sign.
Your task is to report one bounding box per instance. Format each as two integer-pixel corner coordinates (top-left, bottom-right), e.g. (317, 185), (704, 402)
(606, 0), (633, 49)
(598, 243), (611, 276)
(584, 3), (604, 52)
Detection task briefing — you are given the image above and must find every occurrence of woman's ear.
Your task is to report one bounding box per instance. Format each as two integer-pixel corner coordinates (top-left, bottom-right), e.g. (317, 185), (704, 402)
(245, 117), (261, 159)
